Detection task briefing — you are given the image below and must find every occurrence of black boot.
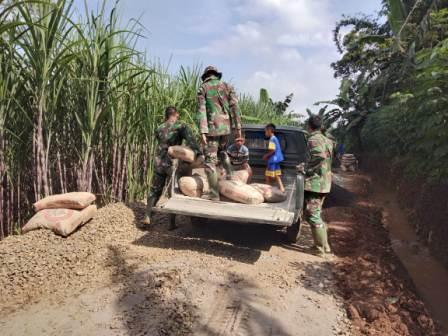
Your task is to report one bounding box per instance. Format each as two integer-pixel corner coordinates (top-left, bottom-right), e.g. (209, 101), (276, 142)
(202, 167), (220, 201)
(168, 214), (177, 231)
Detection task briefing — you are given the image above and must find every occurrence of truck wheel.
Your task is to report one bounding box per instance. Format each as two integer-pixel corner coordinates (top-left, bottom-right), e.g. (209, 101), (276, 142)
(191, 217), (207, 228)
(286, 219), (302, 244)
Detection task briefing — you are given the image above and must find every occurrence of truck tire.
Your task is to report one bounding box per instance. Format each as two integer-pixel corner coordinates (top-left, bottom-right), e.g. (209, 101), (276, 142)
(286, 218), (302, 243)
(191, 216), (207, 228)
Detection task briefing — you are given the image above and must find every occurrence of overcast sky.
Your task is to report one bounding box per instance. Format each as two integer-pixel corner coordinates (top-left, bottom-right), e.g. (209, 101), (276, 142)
(72, 0), (382, 114)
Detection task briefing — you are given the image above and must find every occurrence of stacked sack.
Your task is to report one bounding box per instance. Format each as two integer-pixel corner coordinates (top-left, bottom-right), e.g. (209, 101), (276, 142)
(169, 145), (286, 205)
(22, 192), (97, 237)
(340, 153), (358, 172)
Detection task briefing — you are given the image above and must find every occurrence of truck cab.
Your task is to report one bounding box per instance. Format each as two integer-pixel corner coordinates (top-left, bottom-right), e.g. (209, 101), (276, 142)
(153, 124), (308, 243)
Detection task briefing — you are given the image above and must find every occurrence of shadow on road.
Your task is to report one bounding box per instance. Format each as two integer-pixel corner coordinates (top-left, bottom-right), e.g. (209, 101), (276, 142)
(131, 199), (300, 264)
(107, 245), (200, 336)
(108, 245), (294, 336)
(325, 181), (356, 208)
(194, 272), (294, 336)
(132, 209), (274, 264)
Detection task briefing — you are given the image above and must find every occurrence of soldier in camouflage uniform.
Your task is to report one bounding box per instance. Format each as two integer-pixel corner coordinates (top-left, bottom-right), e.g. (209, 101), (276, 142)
(197, 66), (242, 201)
(303, 115), (333, 256)
(143, 106), (200, 227)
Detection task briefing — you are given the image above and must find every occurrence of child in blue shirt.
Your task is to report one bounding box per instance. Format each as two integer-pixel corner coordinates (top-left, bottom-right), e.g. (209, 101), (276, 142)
(263, 123), (285, 192)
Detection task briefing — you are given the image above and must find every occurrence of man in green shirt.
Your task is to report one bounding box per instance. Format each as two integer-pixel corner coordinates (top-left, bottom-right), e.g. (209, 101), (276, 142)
(143, 106), (200, 227)
(303, 115), (333, 256)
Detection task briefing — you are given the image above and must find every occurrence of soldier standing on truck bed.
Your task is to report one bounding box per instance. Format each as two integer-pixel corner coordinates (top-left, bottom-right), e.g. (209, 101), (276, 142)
(197, 66), (242, 201)
(303, 115), (333, 256)
(143, 106), (200, 228)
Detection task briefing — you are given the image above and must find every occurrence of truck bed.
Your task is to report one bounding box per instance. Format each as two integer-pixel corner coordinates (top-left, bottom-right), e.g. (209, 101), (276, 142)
(154, 166), (298, 227)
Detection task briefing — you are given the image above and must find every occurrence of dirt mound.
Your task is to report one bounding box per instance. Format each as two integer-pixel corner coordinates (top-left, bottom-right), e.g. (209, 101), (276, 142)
(326, 173), (440, 336)
(0, 203), (139, 311)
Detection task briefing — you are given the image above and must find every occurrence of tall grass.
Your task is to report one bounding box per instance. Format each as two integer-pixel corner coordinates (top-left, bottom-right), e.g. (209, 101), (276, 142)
(0, 0), (294, 238)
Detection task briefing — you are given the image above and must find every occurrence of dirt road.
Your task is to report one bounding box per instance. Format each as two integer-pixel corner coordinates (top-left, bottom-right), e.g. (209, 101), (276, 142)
(0, 172), (442, 335)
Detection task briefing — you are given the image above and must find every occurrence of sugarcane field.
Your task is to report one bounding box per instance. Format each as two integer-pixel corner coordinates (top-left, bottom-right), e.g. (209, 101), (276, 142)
(1, 1), (448, 336)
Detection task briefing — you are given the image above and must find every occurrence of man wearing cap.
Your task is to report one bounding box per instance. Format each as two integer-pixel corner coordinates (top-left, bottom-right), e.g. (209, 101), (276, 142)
(197, 66), (242, 201)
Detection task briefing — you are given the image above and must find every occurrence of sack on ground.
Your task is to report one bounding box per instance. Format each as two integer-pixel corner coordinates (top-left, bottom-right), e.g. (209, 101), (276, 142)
(22, 205), (97, 237)
(250, 183), (287, 203)
(219, 180), (264, 205)
(168, 145), (195, 163)
(231, 169), (250, 183)
(179, 175), (209, 198)
(33, 192), (96, 211)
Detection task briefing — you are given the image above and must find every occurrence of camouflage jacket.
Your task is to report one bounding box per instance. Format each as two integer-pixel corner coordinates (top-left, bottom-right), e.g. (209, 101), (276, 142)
(304, 131), (333, 193)
(197, 76), (242, 136)
(155, 120), (199, 171)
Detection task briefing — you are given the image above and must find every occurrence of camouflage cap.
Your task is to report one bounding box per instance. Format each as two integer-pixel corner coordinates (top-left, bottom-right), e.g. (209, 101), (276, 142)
(201, 66), (222, 81)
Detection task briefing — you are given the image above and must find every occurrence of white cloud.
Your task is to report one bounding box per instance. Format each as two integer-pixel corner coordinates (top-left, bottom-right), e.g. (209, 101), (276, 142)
(277, 32), (333, 47)
(279, 48), (303, 62)
(175, 0), (340, 113)
(235, 0), (331, 32)
(240, 56), (339, 114)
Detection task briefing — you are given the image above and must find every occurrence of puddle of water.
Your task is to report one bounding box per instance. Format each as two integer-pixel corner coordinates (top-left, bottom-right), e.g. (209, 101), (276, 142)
(373, 186), (448, 333)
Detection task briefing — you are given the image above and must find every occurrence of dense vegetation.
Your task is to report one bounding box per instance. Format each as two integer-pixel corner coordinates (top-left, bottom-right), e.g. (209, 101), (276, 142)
(321, 0), (448, 181)
(0, 0), (295, 237)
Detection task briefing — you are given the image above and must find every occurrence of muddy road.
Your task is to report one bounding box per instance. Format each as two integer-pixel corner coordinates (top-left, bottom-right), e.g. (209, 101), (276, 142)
(0, 172), (443, 336)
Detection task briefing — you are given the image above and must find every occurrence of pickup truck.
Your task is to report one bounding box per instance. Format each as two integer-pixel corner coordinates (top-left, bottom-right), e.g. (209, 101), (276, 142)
(153, 124), (308, 243)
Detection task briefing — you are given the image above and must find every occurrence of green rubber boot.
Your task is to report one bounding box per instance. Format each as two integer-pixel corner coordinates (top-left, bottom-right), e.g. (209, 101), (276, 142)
(311, 226), (331, 256)
(202, 169), (220, 201)
(142, 195), (158, 226)
(220, 152), (234, 180)
(322, 224), (332, 254)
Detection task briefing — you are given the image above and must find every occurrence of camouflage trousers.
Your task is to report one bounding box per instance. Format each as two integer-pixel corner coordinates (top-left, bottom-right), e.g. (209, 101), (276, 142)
(304, 191), (327, 228)
(149, 164), (171, 200)
(204, 135), (230, 198)
(204, 135), (229, 168)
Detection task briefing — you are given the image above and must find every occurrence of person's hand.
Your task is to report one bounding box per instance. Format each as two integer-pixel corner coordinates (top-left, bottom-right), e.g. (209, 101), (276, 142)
(296, 163), (305, 174)
(200, 133), (207, 145)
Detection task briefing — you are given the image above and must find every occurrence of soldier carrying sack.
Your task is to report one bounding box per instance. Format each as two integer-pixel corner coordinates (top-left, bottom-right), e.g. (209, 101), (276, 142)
(143, 106), (200, 228)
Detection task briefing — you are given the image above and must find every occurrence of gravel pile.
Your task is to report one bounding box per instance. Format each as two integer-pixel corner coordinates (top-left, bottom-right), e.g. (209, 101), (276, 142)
(0, 203), (141, 309)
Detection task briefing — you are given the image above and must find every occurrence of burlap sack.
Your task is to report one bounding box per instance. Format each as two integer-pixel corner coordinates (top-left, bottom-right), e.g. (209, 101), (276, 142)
(179, 175), (209, 198)
(231, 170), (250, 184)
(250, 183), (287, 203)
(219, 180), (264, 205)
(168, 145), (195, 163)
(22, 205), (97, 237)
(33, 192), (96, 211)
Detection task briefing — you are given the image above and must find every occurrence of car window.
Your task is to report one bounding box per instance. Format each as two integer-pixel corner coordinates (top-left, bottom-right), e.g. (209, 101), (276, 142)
(245, 131), (293, 153)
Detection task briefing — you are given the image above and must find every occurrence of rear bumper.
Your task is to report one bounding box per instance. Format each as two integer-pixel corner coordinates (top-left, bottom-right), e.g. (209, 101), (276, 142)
(153, 195), (295, 227)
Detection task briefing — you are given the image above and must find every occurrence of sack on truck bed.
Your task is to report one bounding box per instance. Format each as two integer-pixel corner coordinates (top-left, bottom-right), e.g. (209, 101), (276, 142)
(33, 192), (96, 211)
(250, 184), (287, 203)
(219, 180), (264, 205)
(22, 205), (97, 237)
(179, 175), (209, 198)
(168, 145), (195, 163)
(231, 170), (250, 184)
(218, 168), (250, 184)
